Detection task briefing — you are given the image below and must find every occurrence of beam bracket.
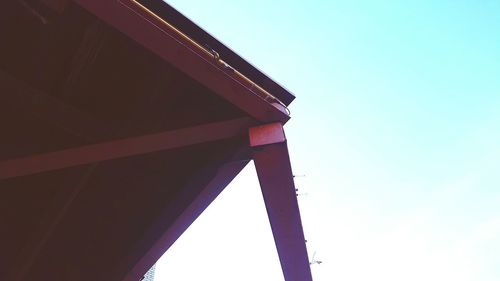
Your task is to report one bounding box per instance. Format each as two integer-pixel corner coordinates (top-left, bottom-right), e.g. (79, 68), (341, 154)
(249, 122), (286, 147)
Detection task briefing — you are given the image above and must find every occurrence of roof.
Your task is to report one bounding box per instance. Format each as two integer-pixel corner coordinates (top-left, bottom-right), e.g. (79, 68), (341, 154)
(135, 0), (296, 106)
(0, 1), (311, 281)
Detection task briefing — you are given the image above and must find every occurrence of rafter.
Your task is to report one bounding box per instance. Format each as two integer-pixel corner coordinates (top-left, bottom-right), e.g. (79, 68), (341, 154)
(0, 117), (255, 180)
(73, 0), (290, 123)
(0, 69), (111, 142)
(117, 149), (251, 281)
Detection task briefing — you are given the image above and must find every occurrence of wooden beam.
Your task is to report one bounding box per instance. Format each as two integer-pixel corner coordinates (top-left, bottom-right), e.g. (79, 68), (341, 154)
(250, 123), (313, 281)
(0, 117), (256, 180)
(117, 149), (251, 281)
(73, 0), (290, 123)
(0, 69), (112, 142)
(9, 164), (97, 281)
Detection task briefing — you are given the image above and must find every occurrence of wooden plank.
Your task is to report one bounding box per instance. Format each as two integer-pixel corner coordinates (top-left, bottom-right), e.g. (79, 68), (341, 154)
(119, 156), (250, 281)
(0, 117), (255, 179)
(0, 69), (111, 142)
(10, 164), (97, 281)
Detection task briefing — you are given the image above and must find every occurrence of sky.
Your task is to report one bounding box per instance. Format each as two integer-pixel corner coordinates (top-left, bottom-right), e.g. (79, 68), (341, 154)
(155, 1), (500, 280)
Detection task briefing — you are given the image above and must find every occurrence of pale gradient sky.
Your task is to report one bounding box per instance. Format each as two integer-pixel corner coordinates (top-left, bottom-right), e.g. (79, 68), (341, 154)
(155, 1), (500, 280)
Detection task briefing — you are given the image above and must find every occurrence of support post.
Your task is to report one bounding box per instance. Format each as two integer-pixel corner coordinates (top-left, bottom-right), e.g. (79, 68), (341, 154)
(250, 123), (313, 281)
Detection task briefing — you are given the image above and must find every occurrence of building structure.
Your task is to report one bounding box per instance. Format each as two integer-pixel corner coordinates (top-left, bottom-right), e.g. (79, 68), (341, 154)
(0, 0), (312, 280)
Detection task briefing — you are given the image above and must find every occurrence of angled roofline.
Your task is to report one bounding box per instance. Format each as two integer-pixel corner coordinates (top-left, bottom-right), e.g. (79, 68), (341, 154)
(137, 0), (296, 106)
(74, 0), (291, 123)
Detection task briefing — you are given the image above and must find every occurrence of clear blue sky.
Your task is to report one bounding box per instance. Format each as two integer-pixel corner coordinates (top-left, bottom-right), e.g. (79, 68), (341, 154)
(156, 1), (500, 280)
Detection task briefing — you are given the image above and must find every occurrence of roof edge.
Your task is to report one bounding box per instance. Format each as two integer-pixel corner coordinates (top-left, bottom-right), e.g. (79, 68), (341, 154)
(137, 0), (296, 105)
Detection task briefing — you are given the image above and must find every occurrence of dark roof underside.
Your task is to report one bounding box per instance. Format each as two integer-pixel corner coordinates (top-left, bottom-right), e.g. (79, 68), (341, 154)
(0, 2), (252, 280)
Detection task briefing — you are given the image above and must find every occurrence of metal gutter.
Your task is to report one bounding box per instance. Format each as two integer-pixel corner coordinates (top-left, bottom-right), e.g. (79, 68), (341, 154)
(137, 0), (296, 106)
(74, 0), (291, 123)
